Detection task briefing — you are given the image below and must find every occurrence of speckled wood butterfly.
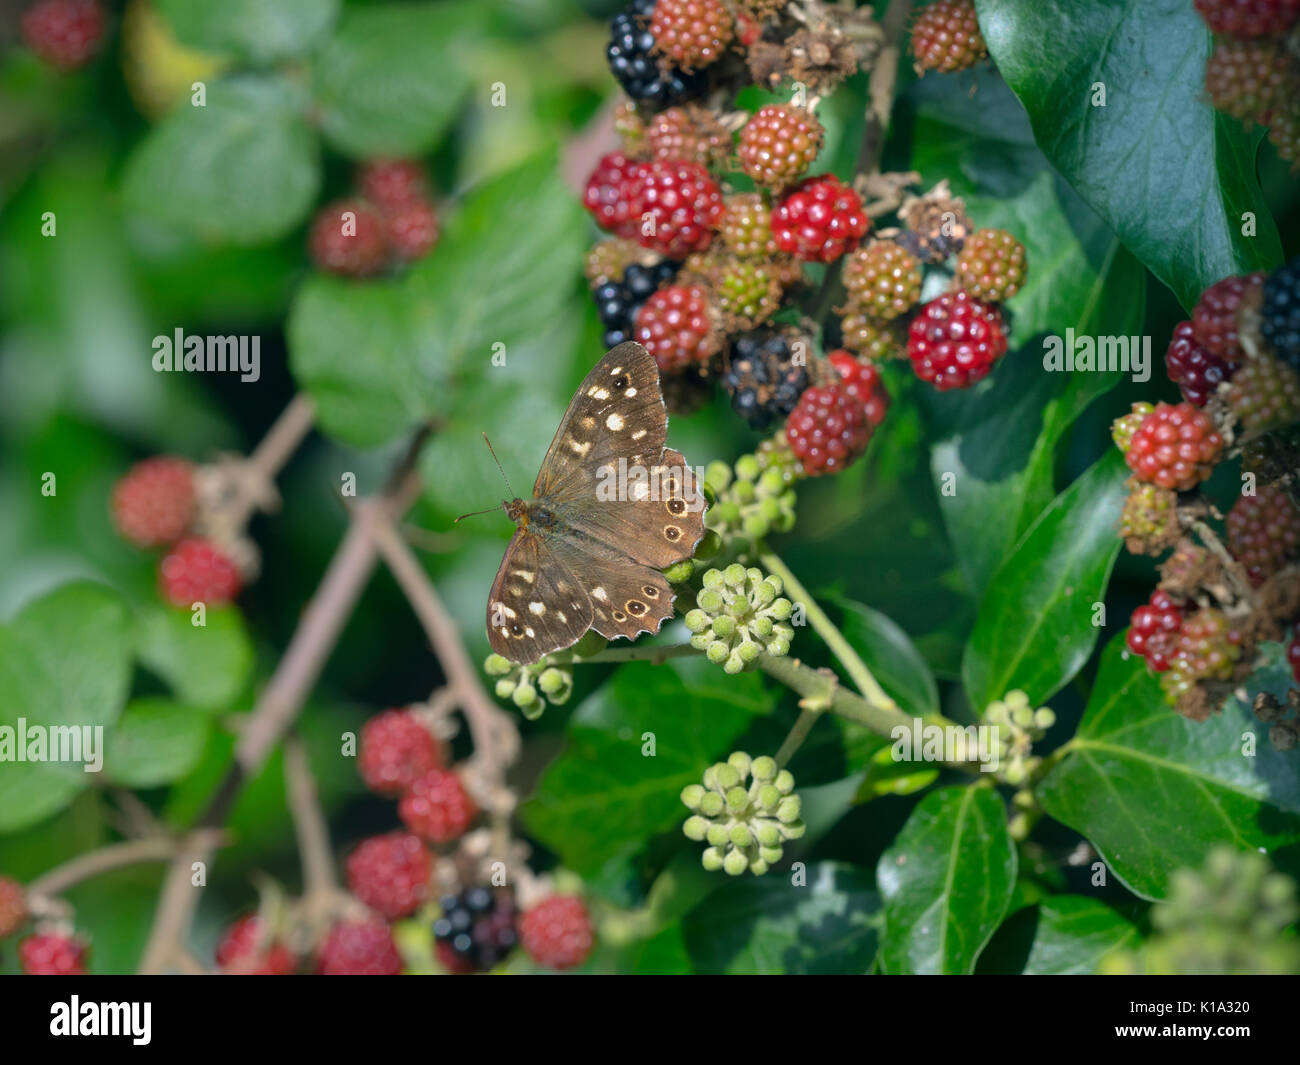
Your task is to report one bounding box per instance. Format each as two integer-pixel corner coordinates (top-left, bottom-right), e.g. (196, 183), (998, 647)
(487, 342), (706, 664)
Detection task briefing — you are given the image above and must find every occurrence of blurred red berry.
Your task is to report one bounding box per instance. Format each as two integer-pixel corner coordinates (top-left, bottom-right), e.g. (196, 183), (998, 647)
(358, 709), (442, 796)
(21, 0), (104, 71)
(317, 919), (402, 975)
(398, 768), (476, 844)
(111, 456), (196, 547)
(346, 833), (432, 921)
(357, 158), (429, 210)
(159, 537), (242, 606)
(519, 895), (594, 970)
(215, 915), (297, 975)
(20, 931), (86, 975)
(309, 199), (389, 277)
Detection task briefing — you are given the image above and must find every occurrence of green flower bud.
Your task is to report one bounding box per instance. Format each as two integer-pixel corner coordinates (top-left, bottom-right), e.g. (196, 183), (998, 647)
(512, 684), (538, 709)
(664, 559), (694, 584)
(706, 640), (731, 665)
(742, 514), (768, 538)
(705, 460), (733, 492)
(684, 609), (710, 633)
(730, 824), (754, 849)
(725, 786), (749, 812)
(723, 563), (747, 588)
(759, 468), (786, 494)
(751, 756), (777, 781)
(1034, 707), (1056, 730)
(753, 580), (777, 607)
(683, 815), (709, 841)
(1006, 690), (1031, 711)
(735, 454), (761, 482)
(755, 820), (782, 847)
(715, 764), (741, 790)
(538, 667), (567, 695)
(696, 587), (724, 613)
(775, 769), (795, 794)
(779, 820), (806, 840)
(701, 568), (725, 589)
(690, 632), (711, 651)
(750, 615), (774, 638)
(723, 850), (749, 876)
(724, 651), (746, 674)
(776, 796), (801, 823)
(769, 598), (792, 621)
(699, 792), (724, 818)
(712, 614), (736, 639)
(702, 847), (724, 872)
(706, 823), (731, 848)
(494, 678), (517, 699)
(702, 764), (720, 789)
(1012, 704), (1035, 728)
(727, 751), (752, 776)
(484, 654), (512, 676)
(758, 845), (784, 865)
(756, 783), (781, 811)
(681, 784), (706, 809)
(749, 858), (769, 876)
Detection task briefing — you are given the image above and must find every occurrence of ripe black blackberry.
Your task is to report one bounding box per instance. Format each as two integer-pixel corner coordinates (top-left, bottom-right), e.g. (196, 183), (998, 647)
(433, 887), (518, 974)
(591, 260), (680, 347)
(607, 0), (707, 108)
(722, 332), (810, 430)
(1261, 257), (1300, 370)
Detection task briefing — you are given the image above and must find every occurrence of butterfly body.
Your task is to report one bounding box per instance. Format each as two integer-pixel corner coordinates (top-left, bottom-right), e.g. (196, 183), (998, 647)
(487, 342), (706, 664)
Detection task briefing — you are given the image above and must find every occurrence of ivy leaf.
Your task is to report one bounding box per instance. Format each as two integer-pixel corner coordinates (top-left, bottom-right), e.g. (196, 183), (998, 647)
(134, 604), (253, 712)
(682, 862), (879, 974)
(962, 450), (1127, 711)
(877, 786), (1016, 974)
(978, 895), (1140, 974)
(977, 0), (1282, 309)
(311, 2), (480, 158)
(122, 75), (319, 246)
(0, 583), (132, 832)
(838, 600), (939, 718)
(1037, 637), (1300, 899)
(156, 0), (339, 65)
(520, 661), (772, 877)
(103, 699), (211, 789)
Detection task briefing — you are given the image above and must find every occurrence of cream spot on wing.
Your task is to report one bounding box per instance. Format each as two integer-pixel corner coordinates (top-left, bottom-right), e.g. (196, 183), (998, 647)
(525, 627), (535, 638)
(512, 570), (535, 583)
(529, 601), (546, 616)
(609, 366), (623, 376)
(569, 439), (591, 457)
(588, 387), (609, 400)
(557, 611), (567, 623)
(500, 606), (518, 619)
(631, 429), (647, 441)
(592, 587), (608, 602)
(631, 481), (650, 500)
(580, 416), (596, 430)
(606, 412), (625, 431)
(625, 387), (637, 398)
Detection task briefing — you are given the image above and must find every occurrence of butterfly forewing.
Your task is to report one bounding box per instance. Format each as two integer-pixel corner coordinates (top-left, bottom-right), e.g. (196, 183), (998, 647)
(487, 529), (593, 663)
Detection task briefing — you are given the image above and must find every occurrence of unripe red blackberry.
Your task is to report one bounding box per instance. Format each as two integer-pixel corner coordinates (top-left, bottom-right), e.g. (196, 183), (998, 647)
(1226, 485), (1300, 585)
(955, 228), (1027, 303)
(357, 158), (429, 211)
(785, 384), (872, 476)
(346, 832), (433, 920)
(713, 257), (781, 330)
(827, 350), (890, 427)
(1226, 355), (1300, 433)
(645, 105), (731, 168)
(520, 895), (595, 970)
(627, 159), (724, 258)
(842, 241), (923, 320)
(1194, 0), (1300, 38)
(1126, 589), (1184, 673)
(910, 0), (987, 74)
(1204, 39), (1297, 125)
(111, 456), (196, 547)
(1119, 478), (1180, 554)
(215, 915), (297, 975)
(309, 199), (389, 278)
(1112, 401), (1155, 454)
(434, 887), (518, 973)
(634, 283), (721, 371)
(650, 0), (734, 71)
(384, 199), (439, 263)
(0, 877), (27, 938)
(1288, 624), (1300, 684)
(21, 0), (104, 71)
(840, 311), (906, 361)
(20, 931), (87, 975)
(719, 193), (779, 258)
(317, 918), (402, 975)
(358, 708), (443, 796)
(1165, 320), (1236, 407)
(159, 537), (242, 606)
(771, 175), (869, 263)
(1193, 273), (1264, 362)
(1124, 402), (1223, 492)
(582, 151), (645, 238)
(1159, 607), (1242, 704)
(737, 104), (825, 191)
(907, 291), (1008, 390)
(398, 768), (476, 844)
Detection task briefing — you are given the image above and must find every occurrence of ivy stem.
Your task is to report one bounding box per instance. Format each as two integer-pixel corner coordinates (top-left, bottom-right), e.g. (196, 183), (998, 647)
(556, 642), (700, 666)
(758, 549), (898, 713)
(774, 706), (822, 769)
(757, 653), (912, 735)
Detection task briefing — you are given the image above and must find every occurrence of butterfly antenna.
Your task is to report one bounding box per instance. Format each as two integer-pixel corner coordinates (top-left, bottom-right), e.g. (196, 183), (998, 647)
(481, 432), (516, 498)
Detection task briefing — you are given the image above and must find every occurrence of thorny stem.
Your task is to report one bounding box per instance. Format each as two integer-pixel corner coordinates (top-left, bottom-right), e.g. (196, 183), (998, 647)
(285, 734), (338, 899)
(225, 394), (317, 528)
(27, 838), (182, 900)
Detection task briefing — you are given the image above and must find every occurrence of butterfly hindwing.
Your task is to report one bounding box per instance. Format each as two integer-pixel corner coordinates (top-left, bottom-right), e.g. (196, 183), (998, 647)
(487, 528), (593, 663)
(547, 538), (677, 643)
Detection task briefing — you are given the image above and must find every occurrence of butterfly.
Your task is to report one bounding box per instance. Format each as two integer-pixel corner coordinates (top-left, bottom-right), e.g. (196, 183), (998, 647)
(486, 342), (706, 664)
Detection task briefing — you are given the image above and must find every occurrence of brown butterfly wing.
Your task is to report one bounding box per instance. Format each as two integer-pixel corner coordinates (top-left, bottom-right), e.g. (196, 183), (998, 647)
(546, 537), (677, 643)
(486, 528), (593, 664)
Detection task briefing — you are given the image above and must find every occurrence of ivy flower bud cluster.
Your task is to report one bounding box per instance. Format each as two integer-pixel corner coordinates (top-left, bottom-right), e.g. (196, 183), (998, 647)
(983, 689), (1055, 785)
(484, 653), (573, 719)
(703, 450), (798, 549)
(684, 564), (794, 673)
(682, 752), (805, 876)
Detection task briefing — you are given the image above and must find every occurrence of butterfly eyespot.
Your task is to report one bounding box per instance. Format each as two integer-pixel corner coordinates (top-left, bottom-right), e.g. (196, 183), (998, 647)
(664, 525), (682, 541)
(626, 599), (647, 616)
(509, 623), (524, 636)
(612, 374), (630, 390)
(642, 585), (660, 599)
(611, 610), (627, 623)
(667, 498), (686, 515)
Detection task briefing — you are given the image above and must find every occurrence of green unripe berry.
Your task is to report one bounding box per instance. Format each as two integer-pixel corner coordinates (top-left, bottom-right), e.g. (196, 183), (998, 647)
(751, 756), (777, 781)
(758, 468), (785, 494)
(683, 815), (709, 841)
(742, 514), (768, 538)
(723, 850), (749, 876)
(702, 847), (724, 872)
(733, 480), (756, 504)
(705, 461), (732, 491)
(735, 454), (761, 482)
(758, 497), (781, 522)
(681, 784), (706, 809)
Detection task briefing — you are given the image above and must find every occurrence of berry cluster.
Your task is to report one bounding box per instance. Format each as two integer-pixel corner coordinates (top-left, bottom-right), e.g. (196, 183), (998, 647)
(309, 158), (439, 277)
(1195, 0), (1300, 168)
(0, 878), (86, 976)
(909, 0), (988, 74)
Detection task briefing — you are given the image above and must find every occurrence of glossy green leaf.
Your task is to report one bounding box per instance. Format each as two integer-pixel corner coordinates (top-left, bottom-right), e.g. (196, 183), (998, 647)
(962, 450), (1127, 711)
(978, 894), (1140, 974)
(311, 2), (479, 158)
(157, 0), (339, 64)
(682, 862), (880, 975)
(877, 786), (1016, 974)
(103, 698), (211, 788)
(977, 0), (1282, 309)
(1038, 637), (1300, 899)
(134, 604), (254, 711)
(0, 583), (132, 832)
(838, 600), (939, 718)
(520, 660), (772, 877)
(122, 75), (319, 246)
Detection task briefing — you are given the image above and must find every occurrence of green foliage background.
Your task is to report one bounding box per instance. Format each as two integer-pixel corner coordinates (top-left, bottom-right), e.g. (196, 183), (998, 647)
(0, 0), (1296, 974)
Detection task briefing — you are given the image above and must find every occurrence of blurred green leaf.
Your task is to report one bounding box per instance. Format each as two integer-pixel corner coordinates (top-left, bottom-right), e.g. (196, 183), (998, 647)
(853, 745), (939, 803)
(682, 862), (879, 975)
(1037, 637), (1300, 899)
(0, 582), (131, 832)
(104, 698), (211, 788)
(962, 451), (1126, 711)
(520, 660), (772, 876)
(123, 74), (319, 246)
(311, 1), (479, 158)
(157, 0), (339, 65)
(977, 894), (1140, 974)
(877, 785), (1016, 974)
(135, 603), (254, 712)
(838, 599), (939, 718)
(977, 0), (1282, 309)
